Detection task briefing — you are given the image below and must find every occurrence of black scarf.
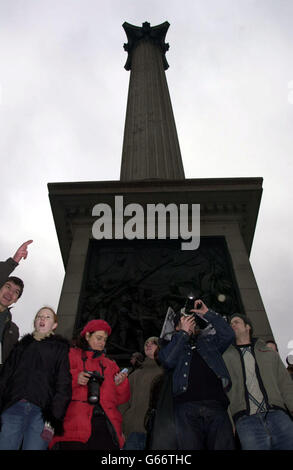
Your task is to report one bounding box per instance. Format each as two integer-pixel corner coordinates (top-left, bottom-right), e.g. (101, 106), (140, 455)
(86, 347), (104, 359)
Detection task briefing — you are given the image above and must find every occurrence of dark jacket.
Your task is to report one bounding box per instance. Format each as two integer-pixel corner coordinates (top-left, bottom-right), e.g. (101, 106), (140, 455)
(121, 357), (163, 438)
(1, 311), (19, 364)
(0, 258), (18, 287)
(145, 371), (178, 450)
(0, 333), (72, 433)
(158, 310), (235, 396)
(0, 257), (20, 364)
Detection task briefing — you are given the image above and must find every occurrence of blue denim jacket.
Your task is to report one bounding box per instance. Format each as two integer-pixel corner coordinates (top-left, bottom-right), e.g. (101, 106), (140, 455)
(158, 311), (235, 396)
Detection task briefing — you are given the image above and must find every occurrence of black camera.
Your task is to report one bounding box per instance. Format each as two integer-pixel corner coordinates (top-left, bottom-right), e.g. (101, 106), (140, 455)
(87, 371), (104, 404)
(183, 297), (208, 330)
(184, 297), (202, 315)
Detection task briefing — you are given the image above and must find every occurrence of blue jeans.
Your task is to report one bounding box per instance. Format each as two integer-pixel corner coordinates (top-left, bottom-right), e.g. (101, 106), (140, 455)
(0, 401), (48, 450)
(236, 409), (293, 450)
(174, 400), (235, 450)
(123, 432), (146, 450)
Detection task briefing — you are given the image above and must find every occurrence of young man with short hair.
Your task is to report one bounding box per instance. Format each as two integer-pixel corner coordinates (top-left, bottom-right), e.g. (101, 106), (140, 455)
(0, 240), (32, 364)
(223, 314), (293, 450)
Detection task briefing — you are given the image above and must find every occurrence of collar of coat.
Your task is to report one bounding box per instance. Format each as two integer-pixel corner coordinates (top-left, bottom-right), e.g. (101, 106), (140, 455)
(18, 333), (70, 348)
(33, 330), (55, 341)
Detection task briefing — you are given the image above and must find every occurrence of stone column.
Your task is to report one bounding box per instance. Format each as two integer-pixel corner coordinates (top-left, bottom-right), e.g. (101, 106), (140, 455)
(120, 22), (185, 181)
(201, 219), (273, 339)
(56, 226), (90, 338)
(225, 222), (273, 339)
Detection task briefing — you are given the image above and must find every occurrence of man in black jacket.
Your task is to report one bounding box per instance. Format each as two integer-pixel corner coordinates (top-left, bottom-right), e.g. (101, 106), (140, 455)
(0, 240), (32, 364)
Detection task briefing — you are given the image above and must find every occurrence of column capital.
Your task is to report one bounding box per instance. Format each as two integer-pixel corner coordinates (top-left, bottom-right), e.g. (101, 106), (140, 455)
(123, 21), (170, 71)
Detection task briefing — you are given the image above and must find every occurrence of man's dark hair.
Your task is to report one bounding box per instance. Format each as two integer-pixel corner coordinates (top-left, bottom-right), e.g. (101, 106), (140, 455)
(5, 276), (24, 299)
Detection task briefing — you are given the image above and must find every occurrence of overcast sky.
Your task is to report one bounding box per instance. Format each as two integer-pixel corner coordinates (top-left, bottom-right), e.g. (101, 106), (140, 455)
(0, 0), (292, 364)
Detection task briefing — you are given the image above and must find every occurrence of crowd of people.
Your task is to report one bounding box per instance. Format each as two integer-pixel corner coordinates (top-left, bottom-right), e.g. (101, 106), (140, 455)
(0, 240), (293, 451)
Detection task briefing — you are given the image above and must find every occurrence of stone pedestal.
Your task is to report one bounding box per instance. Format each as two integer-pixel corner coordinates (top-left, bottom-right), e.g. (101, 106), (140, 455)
(49, 177), (273, 355)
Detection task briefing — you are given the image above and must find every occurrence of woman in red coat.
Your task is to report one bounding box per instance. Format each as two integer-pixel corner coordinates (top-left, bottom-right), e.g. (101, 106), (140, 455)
(50, 319), (130, 450)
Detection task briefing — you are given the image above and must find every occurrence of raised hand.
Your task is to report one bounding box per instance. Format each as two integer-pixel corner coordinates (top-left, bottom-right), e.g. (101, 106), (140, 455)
(12, 240), (33, 263)
(191, 299), (209, 315)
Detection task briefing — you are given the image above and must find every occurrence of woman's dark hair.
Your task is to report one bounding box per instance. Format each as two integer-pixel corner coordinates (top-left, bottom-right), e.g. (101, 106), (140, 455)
(71, 331), (92, 349)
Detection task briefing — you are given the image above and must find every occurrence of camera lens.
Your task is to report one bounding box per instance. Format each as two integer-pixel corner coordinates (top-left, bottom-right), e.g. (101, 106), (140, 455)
(87, 371), (104, 404)
(185, 297), (194, 315)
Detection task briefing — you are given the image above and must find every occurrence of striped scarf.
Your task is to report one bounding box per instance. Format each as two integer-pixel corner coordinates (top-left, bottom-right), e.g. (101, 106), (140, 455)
(239, 345), (267, 414)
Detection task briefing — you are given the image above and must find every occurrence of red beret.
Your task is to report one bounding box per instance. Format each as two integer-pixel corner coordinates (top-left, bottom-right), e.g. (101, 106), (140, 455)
(81, 319), (112, 337)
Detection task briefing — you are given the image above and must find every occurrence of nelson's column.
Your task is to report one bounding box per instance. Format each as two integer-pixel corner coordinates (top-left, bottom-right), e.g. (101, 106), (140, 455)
(48, 21), (273, 364)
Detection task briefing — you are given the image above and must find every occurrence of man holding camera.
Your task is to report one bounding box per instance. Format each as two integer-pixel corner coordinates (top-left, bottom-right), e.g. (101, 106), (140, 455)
(158, 299), (235, 450)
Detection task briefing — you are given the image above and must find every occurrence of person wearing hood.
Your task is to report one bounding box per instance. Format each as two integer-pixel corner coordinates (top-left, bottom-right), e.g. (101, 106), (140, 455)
(223, 314), (293, 450)
(50, 319), (130, 450)
(0, 306), (72, 450)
